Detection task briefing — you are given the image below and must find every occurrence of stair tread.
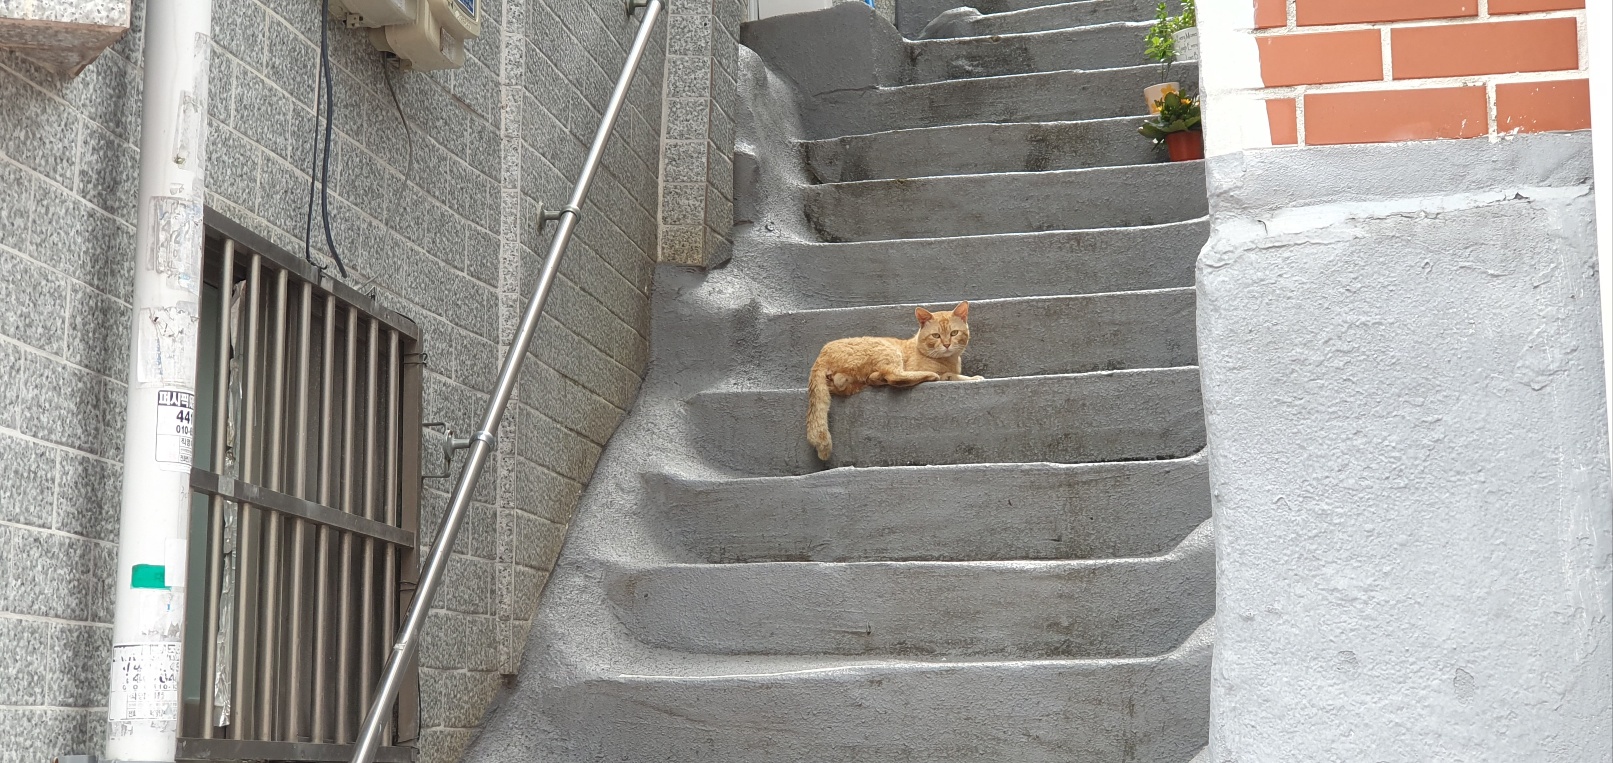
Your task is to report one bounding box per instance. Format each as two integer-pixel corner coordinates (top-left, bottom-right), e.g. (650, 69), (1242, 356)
(905, 20), (1153, 83)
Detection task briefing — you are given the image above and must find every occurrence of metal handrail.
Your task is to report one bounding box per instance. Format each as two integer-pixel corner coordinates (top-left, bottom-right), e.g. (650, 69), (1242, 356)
(348, 0), (666, 759)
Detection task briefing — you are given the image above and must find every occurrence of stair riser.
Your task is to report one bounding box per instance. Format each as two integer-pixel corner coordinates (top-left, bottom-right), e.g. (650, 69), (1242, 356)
(739, 222), (1208, 307)
(607, 528), (1213, 658)
(527, 647), (1210, 763)
(803, 64), (1199, 139)
(689, 369), (1206, 476)
(729, 290), (1198, 387)
(903, 0), (1160, 37)
(805, 162), (1207, 243)
(646, 458), (1210, 563)
(907, 24), (1152, 83)
(804, 119), (1163, 182)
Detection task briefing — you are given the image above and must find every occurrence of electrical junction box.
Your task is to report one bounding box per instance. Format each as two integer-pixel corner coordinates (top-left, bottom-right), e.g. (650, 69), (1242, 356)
(333, 0), (479, 72)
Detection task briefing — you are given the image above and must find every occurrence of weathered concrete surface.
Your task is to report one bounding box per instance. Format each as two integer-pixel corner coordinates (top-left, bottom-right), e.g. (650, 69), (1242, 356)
(717, 221), (1208, 308)
(644, 454), (1211, 563)
(0, 0), (128, 75)
(1199, 133), (1612, 762)
(805, 162), (1206, 241)
(689, 368), (1206, 475)
(606, 520), (1215, 658)
(667, 289), (1198, 386)
(802, 62), (1197, 139)
(906, 21), (1151, 82)
(484, 625), (1213, 763)
(804, 117), (1163, 181)
(901, 0), (1157, 37)
(468, 0), (1213, 758)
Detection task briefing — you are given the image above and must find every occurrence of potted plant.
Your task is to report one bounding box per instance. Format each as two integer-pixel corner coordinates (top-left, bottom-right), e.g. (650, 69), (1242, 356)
(1139, 90), (1203, 161)
(1143, 0), (1197, 110)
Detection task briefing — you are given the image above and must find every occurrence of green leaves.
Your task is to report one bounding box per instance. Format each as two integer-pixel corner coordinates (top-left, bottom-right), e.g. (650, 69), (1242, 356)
(1144, 0), (1197, 64)
(1139, 90), (1202, 142)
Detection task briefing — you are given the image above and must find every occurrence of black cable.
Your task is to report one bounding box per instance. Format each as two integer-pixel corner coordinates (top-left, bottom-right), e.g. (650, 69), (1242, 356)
(301, 16), (325, 265)
(317, 0), (348, 278)
(383, 59), (415, 183)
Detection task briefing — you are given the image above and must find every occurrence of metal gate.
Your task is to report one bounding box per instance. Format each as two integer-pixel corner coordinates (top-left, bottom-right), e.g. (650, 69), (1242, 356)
(177, 212), (422, 761)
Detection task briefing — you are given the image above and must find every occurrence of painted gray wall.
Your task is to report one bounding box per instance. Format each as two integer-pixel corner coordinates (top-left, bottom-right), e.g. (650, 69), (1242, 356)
(1198, 132), (1612, 762)
(0, 0), (673, 757)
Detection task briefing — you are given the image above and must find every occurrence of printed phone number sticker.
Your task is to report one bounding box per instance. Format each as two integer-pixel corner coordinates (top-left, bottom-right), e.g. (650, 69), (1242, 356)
(155, 389), (194, 472)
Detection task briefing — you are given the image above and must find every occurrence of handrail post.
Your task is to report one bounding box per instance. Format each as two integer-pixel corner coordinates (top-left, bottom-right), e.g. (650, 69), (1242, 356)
(347, 1), (665, 760)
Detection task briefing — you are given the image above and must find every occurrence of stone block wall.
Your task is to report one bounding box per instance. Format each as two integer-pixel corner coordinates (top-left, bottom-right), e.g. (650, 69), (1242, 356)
(0, 0), (669, 758)
(658, 0), (741, 266)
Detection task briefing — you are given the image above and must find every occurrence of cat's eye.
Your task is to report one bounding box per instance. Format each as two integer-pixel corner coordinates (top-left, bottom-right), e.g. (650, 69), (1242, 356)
(950, 330), (959, 336)
(929, 333), (940, 338)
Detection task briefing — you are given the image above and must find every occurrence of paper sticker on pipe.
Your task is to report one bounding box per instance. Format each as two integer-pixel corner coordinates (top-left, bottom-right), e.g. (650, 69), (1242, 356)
(108, 642), (181, 723)
(138, 306), (199, 387)
(154, 389), (196, 471)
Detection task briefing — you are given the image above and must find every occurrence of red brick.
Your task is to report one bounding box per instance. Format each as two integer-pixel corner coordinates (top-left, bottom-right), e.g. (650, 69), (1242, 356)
(1266, 99), (1298, 145)
(1490, 0), (1584, 13)
(1255, 0), (1287, 28)
(1259, 30), (1383, 86)
(1304, 87), (1488, 145)
(1391, 19), (1580, 79)
(1295, 0), (1475, 26)
(1496, 79), (1592, 134)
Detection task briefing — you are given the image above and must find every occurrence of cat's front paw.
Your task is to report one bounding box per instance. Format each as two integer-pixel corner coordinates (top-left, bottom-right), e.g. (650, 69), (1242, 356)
(966, 375), (985, 381)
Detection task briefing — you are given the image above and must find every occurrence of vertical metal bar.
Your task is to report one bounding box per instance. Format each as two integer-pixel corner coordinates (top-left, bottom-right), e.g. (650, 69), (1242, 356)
(285, 280), (315, 741)
(200, 240), (236, 739)
(393, 348), (424, 745)
(381, 329), (401, 742)
(359, 319), (381, 719)
(349, 3), (665, 759)
(257, 268), (290, 738)
(312, 294), (339, 743)
(335, 306), (360, 743)
(230, 254), (264, 740)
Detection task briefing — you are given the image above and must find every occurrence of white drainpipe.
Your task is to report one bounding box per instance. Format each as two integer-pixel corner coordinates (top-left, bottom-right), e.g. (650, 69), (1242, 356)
(105, 0), (212, 759)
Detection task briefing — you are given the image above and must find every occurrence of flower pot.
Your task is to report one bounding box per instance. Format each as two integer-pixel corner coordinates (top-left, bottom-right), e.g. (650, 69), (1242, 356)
(1172, 27), (1199, 61)
(1144, 82), (1179, 113)
(1165, 130), (1204, 161)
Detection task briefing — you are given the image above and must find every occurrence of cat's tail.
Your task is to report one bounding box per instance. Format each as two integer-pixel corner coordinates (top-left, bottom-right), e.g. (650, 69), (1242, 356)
(806, 361), (832, 461)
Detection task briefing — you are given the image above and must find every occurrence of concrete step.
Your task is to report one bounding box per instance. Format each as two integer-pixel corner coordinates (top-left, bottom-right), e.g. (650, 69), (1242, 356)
(804, 162), (1207, 242)
(903, 0), (1161, 37)
(907, 22), (1153, 83)
(643, 455), (1209, 563)
(804, 117), (1163, 183)
(607, 520), (1213, 659)
(917, 0), (1162, 39)
(494, 620), (1213, 763)
(803, 62), (1196, 139)
(707, 290), (1198, 387)
(731, 220), (1208, 308)
(688, 367), (1205, 476)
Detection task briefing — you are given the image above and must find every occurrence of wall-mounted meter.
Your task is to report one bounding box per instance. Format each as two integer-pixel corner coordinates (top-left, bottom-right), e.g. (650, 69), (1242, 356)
(331, 0), (480, 72)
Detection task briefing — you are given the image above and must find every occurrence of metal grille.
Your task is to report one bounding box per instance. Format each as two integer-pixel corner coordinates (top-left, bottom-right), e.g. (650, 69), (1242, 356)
(178, 211), (423, 762)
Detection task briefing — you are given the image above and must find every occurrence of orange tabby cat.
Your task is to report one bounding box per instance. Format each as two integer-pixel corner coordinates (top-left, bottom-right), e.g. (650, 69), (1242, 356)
(806, 302), (983, 461)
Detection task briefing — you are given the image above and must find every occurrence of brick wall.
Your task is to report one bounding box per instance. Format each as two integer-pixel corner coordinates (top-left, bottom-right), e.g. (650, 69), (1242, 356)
(0, 0), (672, 758)
(1246, 0), (1590, 145)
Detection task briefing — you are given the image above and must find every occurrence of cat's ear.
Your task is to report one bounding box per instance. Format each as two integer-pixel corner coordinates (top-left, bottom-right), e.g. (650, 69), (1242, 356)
(953, 301), (969, 321)
(915, 307), (933, 324)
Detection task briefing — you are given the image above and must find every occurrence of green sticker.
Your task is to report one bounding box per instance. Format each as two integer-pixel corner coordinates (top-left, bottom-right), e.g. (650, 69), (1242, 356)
(131, 564), (169, 590)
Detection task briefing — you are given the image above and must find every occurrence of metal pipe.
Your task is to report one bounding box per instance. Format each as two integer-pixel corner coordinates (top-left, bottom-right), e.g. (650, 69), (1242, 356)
(257, 269), (290, 737)
(381, 330), (401, 741)
(335, 307), (360, 743)
(312, 294), (339, 742)
(286, 280), (315, 740)
(348, 1), (664, 758)
(358, 319), (380, 715)
(200, 241), (236, 739)
(230, 255), (265, 740)
(104, 0), (213, 757)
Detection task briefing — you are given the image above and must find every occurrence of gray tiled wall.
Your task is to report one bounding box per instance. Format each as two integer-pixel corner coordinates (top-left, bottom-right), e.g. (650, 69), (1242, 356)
(659, 0), (740, 266)
(0, 0), (667, 758)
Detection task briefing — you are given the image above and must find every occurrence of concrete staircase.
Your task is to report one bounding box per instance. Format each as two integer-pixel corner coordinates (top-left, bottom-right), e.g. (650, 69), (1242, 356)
(470, 1), (1211, 760)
